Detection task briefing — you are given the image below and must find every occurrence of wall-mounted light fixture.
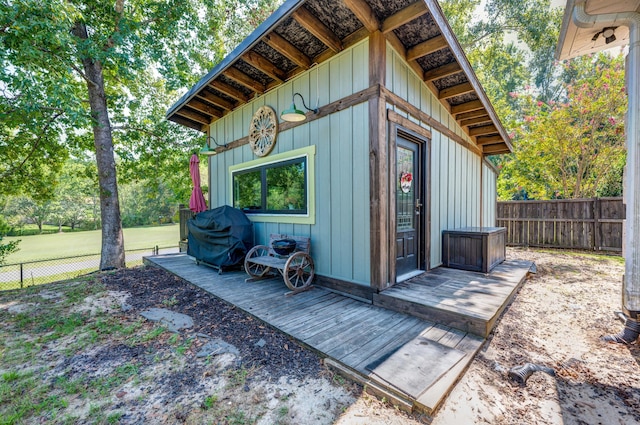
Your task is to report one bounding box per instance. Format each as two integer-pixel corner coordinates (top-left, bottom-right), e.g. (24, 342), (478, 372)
(280, 93), (319, 122)
(199, 135), (226, 155)
(592, 26), (617, 44)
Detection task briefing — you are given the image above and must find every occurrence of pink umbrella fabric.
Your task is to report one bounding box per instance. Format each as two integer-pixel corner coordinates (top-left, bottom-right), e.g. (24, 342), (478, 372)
(189, 154), (207, 213)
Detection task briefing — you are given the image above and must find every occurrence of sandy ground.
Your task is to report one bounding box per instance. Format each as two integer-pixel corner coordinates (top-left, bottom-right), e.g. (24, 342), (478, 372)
(341, 248), (639, 425)
(1, 248), (638, 424)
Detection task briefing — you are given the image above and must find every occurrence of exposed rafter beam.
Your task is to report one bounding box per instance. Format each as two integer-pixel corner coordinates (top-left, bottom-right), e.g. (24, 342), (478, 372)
(469, 124), (497, 137)
(208, 81), (250, 103)
(482, 143), (510, 155)
(406, 35), (447, 61)
(438, 82), (474, 100)
(175, 108), (211, 125)
(423, 62), (461, 82)
(382, 1), (428, 34)
(169, 115), (204, 131)
(476, 135), (504, 145)
(460, 115), (491, 127)
(223, 67), (265, 94)
(242, 51), (286, 83)
(343, 0), (379, 32)
(187, 99), (223, 118)
(451, 99), (484, 115)
(456, 109), (488, 121)
(293, 7), (343, 53)
(196, 90), (235, 111)
(263, 32), (312, 69)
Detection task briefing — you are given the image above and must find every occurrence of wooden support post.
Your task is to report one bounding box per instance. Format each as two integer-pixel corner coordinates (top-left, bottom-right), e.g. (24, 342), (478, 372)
(369, 30), (389, 291)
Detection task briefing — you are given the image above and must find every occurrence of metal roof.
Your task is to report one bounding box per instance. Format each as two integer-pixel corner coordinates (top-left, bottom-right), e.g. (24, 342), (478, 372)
(167, 0), (512, 155)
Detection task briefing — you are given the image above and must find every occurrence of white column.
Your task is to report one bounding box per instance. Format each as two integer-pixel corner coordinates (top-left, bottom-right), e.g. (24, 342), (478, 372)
(623, 24), (640, 314)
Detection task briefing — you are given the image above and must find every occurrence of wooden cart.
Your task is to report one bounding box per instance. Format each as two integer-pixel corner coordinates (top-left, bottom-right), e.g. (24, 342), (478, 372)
(244, 234), (315, 292)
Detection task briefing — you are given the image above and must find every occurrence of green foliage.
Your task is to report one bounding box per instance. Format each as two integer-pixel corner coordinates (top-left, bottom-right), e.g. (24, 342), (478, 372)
(497, 53), (627, 200)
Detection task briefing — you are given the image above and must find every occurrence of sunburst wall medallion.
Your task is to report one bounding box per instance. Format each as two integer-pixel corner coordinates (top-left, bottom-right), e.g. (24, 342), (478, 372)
(249, 106), (278, 157)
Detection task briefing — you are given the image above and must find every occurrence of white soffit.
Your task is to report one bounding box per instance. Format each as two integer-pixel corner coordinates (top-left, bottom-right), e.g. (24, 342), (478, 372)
(557, 0), (640, 60)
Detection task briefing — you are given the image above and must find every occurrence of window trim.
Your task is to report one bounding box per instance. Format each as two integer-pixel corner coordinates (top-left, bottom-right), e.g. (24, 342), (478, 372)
(229, 145), (316, 224)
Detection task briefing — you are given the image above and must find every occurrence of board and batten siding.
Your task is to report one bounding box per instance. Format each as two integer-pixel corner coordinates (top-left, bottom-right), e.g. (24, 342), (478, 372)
(207, 39), (371, 285)
(385, 44), (484, 268)
(482, 161), (497, 226)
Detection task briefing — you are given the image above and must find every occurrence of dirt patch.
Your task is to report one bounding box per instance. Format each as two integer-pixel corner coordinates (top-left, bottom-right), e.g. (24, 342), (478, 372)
(1, 249), (639, 424)
(430, 248), (640, 425)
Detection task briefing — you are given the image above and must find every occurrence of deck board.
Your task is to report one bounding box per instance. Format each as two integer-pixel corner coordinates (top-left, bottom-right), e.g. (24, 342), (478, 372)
(374, 260), (533, 336)
(144, 253), (531, 414)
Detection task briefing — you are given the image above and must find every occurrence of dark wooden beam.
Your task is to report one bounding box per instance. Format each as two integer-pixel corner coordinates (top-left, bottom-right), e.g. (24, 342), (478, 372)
(208, 80), (250, 103)
(175, 108), (211, 125)
(469, 124), (498, 137)
(293, 7), (343, 53)
(382, 87), (481, 156)
(312, 26), (369, 65)
(460, 115), (492, 127)
(451, 99), (484, 115)
(369, 30), (390, 290)
(187, 99), (223, 118)
(263, 32), (312, 69)
(343, 0), (379, 32)
(438, 82), (474, 100)
(406, 35), (447, 61)
(169, 115), (204, 132)
(388, 110), (432, 140)
(242, 51), (286, 83)
(381, 1), (428, 34)
(455, 108), (488, 120)
(223, 67), (265, 94)
(483, 143), (510, 155)
(476, 135), (504, 145)
(195, 90), (235, 111)
(423, 62), (462, 82)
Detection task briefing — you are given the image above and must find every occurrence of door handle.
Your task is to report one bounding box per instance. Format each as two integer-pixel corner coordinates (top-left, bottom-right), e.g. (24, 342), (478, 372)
(415, 198), (422, 215)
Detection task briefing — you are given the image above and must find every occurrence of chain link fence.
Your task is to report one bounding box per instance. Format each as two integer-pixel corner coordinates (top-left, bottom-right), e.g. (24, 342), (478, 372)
(0, 246), (179, 291)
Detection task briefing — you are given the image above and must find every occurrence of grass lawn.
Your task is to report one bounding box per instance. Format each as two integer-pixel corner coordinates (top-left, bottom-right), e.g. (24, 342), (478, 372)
(3, 224), (179, 264)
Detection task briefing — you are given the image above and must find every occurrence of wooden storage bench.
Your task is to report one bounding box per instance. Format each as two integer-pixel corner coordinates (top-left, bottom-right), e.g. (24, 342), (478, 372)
(442, 227), (506, 273)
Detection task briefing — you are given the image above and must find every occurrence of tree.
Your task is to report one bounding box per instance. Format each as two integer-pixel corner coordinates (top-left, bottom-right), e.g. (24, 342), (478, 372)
(8, 196), (53, 233)
(1, 0), (279, 269)
(0, 213), (19, 265)
(497, 53), (627, 199)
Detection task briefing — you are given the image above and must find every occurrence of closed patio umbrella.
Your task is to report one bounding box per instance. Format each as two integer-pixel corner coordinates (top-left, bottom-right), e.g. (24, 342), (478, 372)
(189, 154), (207, 213)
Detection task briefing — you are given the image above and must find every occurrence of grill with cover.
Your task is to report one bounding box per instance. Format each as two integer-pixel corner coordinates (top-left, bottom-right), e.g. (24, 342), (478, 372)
(187, 205), (253, 272)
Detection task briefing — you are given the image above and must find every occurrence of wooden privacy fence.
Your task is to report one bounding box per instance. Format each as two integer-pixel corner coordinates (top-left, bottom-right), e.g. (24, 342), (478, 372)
(497, 198), (624, 252)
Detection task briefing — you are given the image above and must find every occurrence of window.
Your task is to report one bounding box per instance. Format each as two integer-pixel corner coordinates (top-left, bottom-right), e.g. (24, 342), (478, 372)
(233, 157), (307, 214)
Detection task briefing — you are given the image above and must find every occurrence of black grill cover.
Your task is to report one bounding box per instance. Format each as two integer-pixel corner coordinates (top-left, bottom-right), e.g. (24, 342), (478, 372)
(187, 205), (253, 268)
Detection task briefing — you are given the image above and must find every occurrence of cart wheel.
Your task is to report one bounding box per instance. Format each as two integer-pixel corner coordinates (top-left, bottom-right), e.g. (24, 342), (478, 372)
(284, 252), (315, 290)
(244, 245), (271, 278)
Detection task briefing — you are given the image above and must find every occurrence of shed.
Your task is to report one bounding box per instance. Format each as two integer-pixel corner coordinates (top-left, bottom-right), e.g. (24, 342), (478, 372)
(167, 0), (512, 299)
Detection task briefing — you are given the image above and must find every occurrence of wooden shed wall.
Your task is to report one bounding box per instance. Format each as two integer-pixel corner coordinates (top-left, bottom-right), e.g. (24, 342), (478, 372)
(208, 39), (371, 285)
(482, 162), (498, 226)
(385, 45), (484, 268)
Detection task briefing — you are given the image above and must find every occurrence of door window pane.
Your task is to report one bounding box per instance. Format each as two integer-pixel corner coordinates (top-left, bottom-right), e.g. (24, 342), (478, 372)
(397, 146), (414, 231)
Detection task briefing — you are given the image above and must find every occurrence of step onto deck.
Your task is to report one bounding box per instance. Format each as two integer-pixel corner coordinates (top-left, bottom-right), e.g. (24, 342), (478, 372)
(373, 260), (533, 337)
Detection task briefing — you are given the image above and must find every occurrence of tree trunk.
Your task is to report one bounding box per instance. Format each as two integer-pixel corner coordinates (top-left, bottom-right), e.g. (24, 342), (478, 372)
(73, 22), (125, 270)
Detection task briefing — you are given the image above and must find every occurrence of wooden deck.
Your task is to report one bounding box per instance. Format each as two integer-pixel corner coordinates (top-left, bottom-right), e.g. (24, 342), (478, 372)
(374, 260), (534, 337)
(144, 254), (532, 414)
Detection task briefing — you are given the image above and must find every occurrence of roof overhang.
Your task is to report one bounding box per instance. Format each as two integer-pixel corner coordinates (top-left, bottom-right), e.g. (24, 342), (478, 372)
(167, 0), (512, 155)
(556, 0), (640, 60)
